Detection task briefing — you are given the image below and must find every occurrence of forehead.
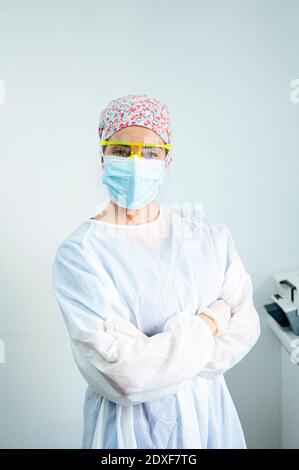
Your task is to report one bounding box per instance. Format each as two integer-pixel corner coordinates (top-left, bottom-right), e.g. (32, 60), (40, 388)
(108, 126), (165, 145)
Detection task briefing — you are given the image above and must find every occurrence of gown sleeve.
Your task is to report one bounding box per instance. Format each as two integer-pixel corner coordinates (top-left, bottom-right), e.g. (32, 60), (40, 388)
(52, 239), (216, 406)
(198, 224), (261, 379)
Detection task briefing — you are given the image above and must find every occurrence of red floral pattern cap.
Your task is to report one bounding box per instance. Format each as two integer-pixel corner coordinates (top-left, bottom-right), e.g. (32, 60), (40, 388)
(98, 94), (173, 162)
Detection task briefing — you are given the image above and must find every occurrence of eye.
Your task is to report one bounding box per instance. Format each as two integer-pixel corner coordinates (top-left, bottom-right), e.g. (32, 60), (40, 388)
(143, 148), (163, 159)
(110, 146), (130, 156)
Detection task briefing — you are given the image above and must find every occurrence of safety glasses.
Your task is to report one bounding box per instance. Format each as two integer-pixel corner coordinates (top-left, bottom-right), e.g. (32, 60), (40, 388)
(100, 140), (173, 160)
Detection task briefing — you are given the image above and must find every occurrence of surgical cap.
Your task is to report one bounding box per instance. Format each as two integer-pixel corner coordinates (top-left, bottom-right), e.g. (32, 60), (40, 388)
(98, 94), (173, 163)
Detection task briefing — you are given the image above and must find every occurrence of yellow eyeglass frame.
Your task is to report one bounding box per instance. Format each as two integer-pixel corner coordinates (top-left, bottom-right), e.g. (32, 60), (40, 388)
(100, 140), (173, 159)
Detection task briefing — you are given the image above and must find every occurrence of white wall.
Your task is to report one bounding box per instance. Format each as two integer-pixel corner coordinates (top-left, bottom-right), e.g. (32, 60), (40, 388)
(0, 0), (298, 448)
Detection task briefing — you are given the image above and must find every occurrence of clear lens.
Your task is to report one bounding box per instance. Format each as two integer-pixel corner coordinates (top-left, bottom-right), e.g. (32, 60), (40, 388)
(142, 146), (166, 159)
(104, 144), (131, 158)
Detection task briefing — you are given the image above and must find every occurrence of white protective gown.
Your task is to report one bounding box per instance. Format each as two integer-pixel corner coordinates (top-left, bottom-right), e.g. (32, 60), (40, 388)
(52, 203), (261, 449)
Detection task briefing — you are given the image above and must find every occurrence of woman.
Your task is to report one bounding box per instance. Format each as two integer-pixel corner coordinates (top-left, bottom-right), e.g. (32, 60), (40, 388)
(52, 93), (261, 449)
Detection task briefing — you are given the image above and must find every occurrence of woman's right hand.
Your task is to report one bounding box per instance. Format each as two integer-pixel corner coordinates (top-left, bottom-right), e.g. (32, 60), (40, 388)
(198, 312), (217, 336)
(197, 299), (232, 336)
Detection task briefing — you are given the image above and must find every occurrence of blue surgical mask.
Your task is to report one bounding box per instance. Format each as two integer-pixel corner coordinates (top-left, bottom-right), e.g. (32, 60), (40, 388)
(102, 155), (166, 209)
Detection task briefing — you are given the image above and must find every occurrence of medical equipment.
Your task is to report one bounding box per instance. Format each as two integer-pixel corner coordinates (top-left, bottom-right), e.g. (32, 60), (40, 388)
(264, 269), (299, 334)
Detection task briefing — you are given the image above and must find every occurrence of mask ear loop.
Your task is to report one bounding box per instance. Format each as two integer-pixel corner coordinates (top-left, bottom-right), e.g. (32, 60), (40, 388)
(155, 150), (173, 207)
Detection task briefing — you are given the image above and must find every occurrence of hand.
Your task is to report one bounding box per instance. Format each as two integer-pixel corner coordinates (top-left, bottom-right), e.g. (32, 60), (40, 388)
(197, 312), (217, 336)
(197, 299), (232, 336)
